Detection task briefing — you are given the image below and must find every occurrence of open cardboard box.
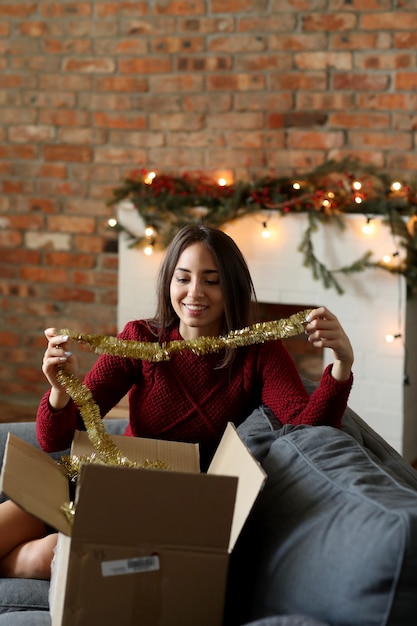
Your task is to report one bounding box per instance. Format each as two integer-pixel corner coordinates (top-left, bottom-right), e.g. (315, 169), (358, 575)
(0, 423), (266, 626)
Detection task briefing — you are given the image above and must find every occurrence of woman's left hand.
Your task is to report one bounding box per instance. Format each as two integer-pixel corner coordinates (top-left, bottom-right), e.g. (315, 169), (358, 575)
(304, 306), (354, 381)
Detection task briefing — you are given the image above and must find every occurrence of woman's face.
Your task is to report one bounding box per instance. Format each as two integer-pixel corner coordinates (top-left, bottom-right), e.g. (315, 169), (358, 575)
(170, 242), (225, 340)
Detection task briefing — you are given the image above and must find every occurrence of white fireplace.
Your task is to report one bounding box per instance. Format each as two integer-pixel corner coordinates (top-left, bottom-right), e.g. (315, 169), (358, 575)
(118, 209), (417, 463)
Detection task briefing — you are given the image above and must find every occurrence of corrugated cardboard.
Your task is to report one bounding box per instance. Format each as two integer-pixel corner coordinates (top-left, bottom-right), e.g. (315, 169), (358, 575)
(0, 423), (266, 626)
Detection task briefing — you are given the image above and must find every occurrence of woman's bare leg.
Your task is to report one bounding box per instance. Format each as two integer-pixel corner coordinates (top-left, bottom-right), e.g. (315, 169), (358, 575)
(0, 533), (57, 580)
(0, 499), (55, 579)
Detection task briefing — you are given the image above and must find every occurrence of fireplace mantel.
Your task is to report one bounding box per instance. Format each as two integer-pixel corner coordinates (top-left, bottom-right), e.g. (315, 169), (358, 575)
(118, 210), (417, 462)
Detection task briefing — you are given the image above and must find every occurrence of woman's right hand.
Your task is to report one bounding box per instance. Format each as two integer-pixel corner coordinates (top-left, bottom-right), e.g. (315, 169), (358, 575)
(42, 328), (79, 410)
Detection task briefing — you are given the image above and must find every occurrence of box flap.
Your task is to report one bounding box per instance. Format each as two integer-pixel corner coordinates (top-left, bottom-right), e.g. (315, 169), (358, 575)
(72, 463), (238, 550)
(72, 430), (200, 473)
(208, 423), (266, 552)
(0, 434), (72, 535)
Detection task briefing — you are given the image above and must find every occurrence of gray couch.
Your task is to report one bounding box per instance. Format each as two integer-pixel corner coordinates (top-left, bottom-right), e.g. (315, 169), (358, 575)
(0, 382), (416, 625)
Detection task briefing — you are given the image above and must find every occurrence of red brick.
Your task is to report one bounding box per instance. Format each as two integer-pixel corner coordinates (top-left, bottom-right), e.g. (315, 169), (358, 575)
(178, 16), (234, 33)
(63, 57), (116, 73)
(19, 266), (69, 283)
(96, 3), (148, 18)
(19, 21), (48, 36)
(94, 112), (147, 130)
(9, 125), (55, 142)
(39, 110), (91, 126)
(349, 131), (412, 150)
(44, 285), (95, 302)
(395, 73), (417, 90)
(44, 251), (96, 269)
(303, 13), (357, 31)
(333, 73), (389, 90)
(357, 93), (417, 110)
(295, 51), (352, 70)
(39, 3), (92, 17)
(271, 72), (327, 91)
(95, 146), (147, 164)
(43, 144), (93, 163)
(0, 4), (37, 17)
(119, 58), (173, 74)
(208, 74), (265, 91)
(0, 231), (22, 247)
(149, 74), (203, 92)
(95, 76), (148, 92)
(361, 12), (417, 30)
(287, 130), (345, 150)
(73, 270), (117, 288)
(0, 248), (40, 265)
(152, 35), (205, 53)
(154, 1), (205, 15)
(0, 331), (19, 347)
(328, 112), (390, 128)
(0, 145), (37, 159)
(47, 215), (96, 234)
(211, 0), (261, 11)
(270, 33), (327, 51)
(42, 38), (92, 54)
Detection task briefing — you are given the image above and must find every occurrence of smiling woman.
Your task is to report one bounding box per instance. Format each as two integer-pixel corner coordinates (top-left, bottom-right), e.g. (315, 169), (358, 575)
(170, 243), (225, 340)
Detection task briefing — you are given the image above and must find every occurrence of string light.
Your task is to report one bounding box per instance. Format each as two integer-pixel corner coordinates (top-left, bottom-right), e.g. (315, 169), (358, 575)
(361, 217), (374, 235)
(261, 221), (271, 239)
(293, 182), (301, 190)
(108, 218), (118, 228)
(144, 225), (156, 238)
(218, 177), (227, 187)
(352, 181), (362, 191)
(144, 241), (155, 256)
(385, 333), (402, 343)
(391, 181), (402, 192)
(144, 171), (156, 184)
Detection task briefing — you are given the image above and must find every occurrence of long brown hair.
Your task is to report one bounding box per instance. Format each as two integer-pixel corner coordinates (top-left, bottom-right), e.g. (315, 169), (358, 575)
(152, 224), (257, 366)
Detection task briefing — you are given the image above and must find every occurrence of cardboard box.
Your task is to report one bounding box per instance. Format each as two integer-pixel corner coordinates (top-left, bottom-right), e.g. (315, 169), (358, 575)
(0, 423), (266, 626)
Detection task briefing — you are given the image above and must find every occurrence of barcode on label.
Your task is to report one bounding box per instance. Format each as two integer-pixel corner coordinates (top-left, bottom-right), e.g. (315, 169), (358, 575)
(101, 555), (160, 577)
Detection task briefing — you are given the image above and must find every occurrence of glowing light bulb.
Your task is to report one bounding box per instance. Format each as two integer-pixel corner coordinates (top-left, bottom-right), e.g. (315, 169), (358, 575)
(391, 181), (402, 192)
(361, 218), (374, 235)
(145, 226), (156, 238)
(261, 222), (271, 239)
(352, 181), (362, 191)
(385, 333), (401, 344)
(293, 182), (301, 190)
(144, 244), (154, 256)
(108, 218), (118, 228)
(354, 196), (363, 204)
(322, 199), (331, 209)
(218, 177), (227, 187)
(144, 171), (156, 184)
(382, 254), (392, 264)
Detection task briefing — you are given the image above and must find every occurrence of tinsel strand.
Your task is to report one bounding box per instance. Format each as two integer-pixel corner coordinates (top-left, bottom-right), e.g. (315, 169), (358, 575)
(59, 309), (311, 362)
(56, 309), (311, 491)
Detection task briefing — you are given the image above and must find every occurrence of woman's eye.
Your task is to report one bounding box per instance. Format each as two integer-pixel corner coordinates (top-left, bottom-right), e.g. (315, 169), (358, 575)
(206, 280), (219, 285)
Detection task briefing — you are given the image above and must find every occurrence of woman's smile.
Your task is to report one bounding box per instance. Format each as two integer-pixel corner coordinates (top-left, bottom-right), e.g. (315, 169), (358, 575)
(170, 242), (224, 340)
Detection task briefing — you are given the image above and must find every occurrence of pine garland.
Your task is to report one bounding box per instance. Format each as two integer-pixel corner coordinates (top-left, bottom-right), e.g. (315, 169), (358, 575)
(108, 158), (417, 298)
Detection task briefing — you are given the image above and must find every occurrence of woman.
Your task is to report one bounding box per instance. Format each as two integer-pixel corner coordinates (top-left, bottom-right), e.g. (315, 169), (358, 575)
(0, 224), (354, 580)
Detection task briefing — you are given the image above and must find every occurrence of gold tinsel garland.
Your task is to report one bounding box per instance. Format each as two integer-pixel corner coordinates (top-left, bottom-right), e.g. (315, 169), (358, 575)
(56, 309), (310, 514)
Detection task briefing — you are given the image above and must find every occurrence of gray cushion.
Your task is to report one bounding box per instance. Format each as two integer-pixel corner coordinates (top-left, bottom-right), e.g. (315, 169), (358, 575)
(229, 410), (417, 626)
(0, 611), (50, 625)
(0, 579), (49, 613)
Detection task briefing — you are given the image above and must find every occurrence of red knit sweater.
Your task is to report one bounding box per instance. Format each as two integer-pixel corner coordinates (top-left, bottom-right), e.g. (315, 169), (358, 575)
(36, 321), (353, 453)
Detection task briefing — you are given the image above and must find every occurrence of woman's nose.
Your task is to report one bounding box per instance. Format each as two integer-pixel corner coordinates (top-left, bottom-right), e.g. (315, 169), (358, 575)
(188, 280), (203, 297)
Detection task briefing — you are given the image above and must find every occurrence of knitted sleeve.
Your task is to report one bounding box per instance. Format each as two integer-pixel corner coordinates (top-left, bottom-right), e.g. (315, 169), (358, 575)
(36, 320), (151, 452)
(256, 340), (353, 428)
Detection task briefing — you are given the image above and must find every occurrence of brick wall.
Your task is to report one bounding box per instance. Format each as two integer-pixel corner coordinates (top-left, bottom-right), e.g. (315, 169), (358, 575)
(1, 0), (417, 406)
